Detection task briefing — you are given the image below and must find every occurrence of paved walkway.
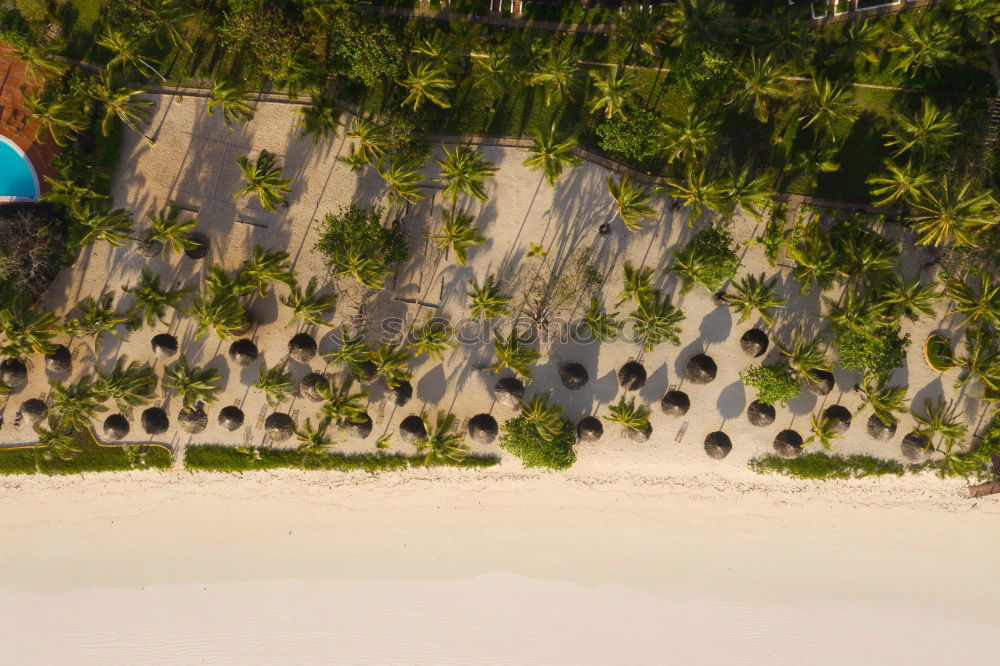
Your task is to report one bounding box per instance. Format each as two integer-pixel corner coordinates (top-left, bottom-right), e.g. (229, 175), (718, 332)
(0, 45), (58, 194)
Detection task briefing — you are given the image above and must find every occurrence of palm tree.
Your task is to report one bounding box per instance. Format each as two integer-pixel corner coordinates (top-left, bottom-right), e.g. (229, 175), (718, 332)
(398, 60), (454, 111)
(146, 205), (198, 256)
(97, 356), (157, 411)
(331, 245), (387, 290)
(662, 104), (718, 164)
(150, 0), (196, 51)
(801, 76), (856, 141)
(377, 160), (426, 207)
(520, 395), (565, 442)
(866, 161), (933, 207)
(206, 79), (255, 127)
(70, 200), (134, 247)
(605, 396), (651, 432)
(41, 175), (103, 208)
(617, 261), (655, 306)
(788, 229), (837, 294)
(369, 344), (412, 389)
(24, 92), (88, 146)
(666, 164), (726, 225)
(720, 162), (773, 221)
(236, 245), (294, 298)
(271, 47), (319, 100)
(34, 418), (82, 462)
(414, 411), (469, 465)
(236, 150), (292, 212)
(630, 291), (684, 351)
(323, 327), (371, 374)
(722, 273), (787, 325)
(467, 275), (511, 321)
(491, 329), (540, 381)
(12, 41), (68, 81)
(410, 320), (453, 361)
(885, 98), (958, 158)
(296, 94), (342, 143)
(831, 18), (884, 67)
(877, 274), (938, 323)
(294, 416), (337, 466)
(529, 48), (578, 107)
(615, 4), (664, 60)
(833, 226), (897, 283)
(952, 326), (1000, 392)
(64, 292), (129, 342)
(522, 125), (581, 187)
(607, 175), (656, 232)
(319, 376), (370, 426)
(88, 76), (153, 138)
(413, 32), (459, 68)
(775, 330), (831, 384)
(473, 48), (513, 106)
(188, 290), (245, 340)
(49, 377), (107, 429)
(279, 277), (336, 328)
(0, 297), (59, 357)
(164, 357), (222, 408)
(340, 116), (390, 171)
(891, 21), (960, 75)
(435, 144), (497, 204)
(745, 217), (793, 268)
(582, 298), (621, 343)
(728, 50), (787, 123)
(946, 273), (1000, 330)
(125, 270), (191, 328)
(910, 178), (997, 247)
(856, 372), (908, 427)
(663, 0), (733, 48)
(912, 397), (967, 447)
(805, 413), (841, 449)
(822, 288), (887, 340)
(427, 208), (484, 265)
(588, 66), (636, 120)
(666, 237), (722, 296)
(97, 29), (164, 80)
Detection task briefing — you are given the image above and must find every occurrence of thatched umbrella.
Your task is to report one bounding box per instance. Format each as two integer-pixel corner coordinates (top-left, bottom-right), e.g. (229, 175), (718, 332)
(901, 432), (930, 462)
(773, 429), (803, 459)
(399, 414), (426, 443)
(264, 412), (294, 442)
(494, 376), (525, 407)
(151, 333), (179, 360)
(141, 407), (169, 436)
(231, 312), (254, 338)
(353, 359), (378, 383)
(576, 416), (603, 442)
(684, 353), (717, 385)
(184, 232), (209, 260)
(218, 405), (245, 431)
(746, 400), (775, 427)
(617, 361), (646, 391)
(288, 333), (317, 363)
(20, 398), (47, 424)
(739, 329), (769, 358)
(704, 431), (732, 460)
(103, 414), (130, 440)
(805, 370), (835, 396)
(45, 345), (72, 374)
(660, 390), (690, 417)
(178, 407), (208, 434)
(391, 380), (413, 407)
(628, 423), (653, 442)
(558, 362), (589, 391)
(823, 405), (852, 434)
(299, 372), (328, 402)
(0, 358), (27, 389)
(347, 412), (373, 439)
(228, 339), (258, 367)
(468, 413), (498, 444)
(866, 414), (896, 441)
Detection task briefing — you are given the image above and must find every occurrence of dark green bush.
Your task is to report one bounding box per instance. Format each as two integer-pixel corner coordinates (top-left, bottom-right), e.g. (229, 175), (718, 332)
(833, 326), (909, 376)
(499, 415), (576, 470)
(749, 453), (906, 480)
(314, 205), (409, 288)
(739, 362), (800, 406)
(184, 445), (499, 472)
(596, 109), (664, 162)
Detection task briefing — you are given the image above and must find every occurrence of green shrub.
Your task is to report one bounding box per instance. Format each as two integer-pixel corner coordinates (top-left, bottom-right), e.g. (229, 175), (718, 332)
(328, 12), (404, 89)
(499, 415), (576, 470)
(671, 226), (741, 293)
(184, 445), (500, 472)
(595, 109), (664, 162)
(739, 362), (800, 406)
(833, 326), (909, 376)
(749, 453), (906, 480)
(314, 204), (409, 289)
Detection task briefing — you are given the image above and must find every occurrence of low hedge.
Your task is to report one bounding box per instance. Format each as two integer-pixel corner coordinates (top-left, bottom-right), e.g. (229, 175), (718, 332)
(0, 429), (172, 475)
(185, 445), (500, 472)
(749, 453), (907, 480)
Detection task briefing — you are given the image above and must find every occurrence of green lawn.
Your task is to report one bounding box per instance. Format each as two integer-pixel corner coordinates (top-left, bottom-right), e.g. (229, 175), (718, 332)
(0, 428), (172, 475)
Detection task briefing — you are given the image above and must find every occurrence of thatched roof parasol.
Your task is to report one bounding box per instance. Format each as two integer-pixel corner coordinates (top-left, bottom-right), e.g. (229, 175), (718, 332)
(866, 414), (896, 442)
(347, 412), (373, 439)
(299, 372), (328, 402)
(183, 232), (209, 260)
(627, 423), (653, 442)
(45, 345), (72, 374)
(468, 413), (498, 444)
(739, 328), (769, 358)
(617, 361), (646, 391)
(746, 400), (775, 427)
(0, 358), (27, 389)
(823, 405), (852, 434)
(288, 333), (317, 363)
(178, 407), (208, 434)
(228, 339), (259, 367)
(353, 359), (378, 383)
(684, 354), (717, 385)
(660, 390), (690, 417)
(141, 407), (169, 435)
(494, 376), (525, 407)
(20, 398), (47, 423)
(391, 380), (413, 407)
(576, 416), (603, 442)
(704, 431), (732, 460)
(773, 429), (803, 459)
(805, 370), (835, 396)
(151, 333), (179, 360)
(399, 414), (426, 443)
(901, 432), (930, 462)
(231, 312), (253, 338)
(558, 362), (589, 391)
(218, 406), (245, 431)
(264, 412), (294, 442)
(103, 413), (130, 440)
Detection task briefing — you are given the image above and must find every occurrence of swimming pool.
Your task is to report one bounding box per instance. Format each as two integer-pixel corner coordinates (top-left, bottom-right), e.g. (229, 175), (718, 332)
(0, 135), (40, 202)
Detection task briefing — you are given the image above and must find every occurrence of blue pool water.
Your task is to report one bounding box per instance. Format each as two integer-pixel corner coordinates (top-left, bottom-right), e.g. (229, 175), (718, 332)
(0, 138), (39, 200)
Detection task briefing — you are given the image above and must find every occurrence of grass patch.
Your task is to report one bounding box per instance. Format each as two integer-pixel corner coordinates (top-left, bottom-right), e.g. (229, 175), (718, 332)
(185, 445), (500, 472)
(0, 428), (171, 475)
(749, 453), (907, 480)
